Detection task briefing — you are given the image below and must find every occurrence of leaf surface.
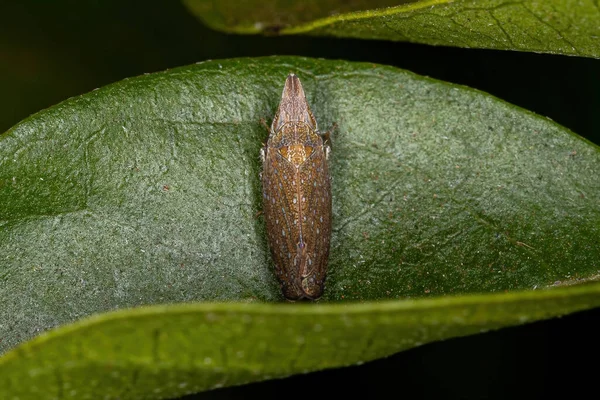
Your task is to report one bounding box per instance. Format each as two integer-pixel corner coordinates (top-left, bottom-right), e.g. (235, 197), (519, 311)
(184, 0), (600, 58)
(1, 56), (599, 398)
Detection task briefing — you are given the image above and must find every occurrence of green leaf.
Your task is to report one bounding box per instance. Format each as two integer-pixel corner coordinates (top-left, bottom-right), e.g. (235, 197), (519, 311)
(2, 286), (600, 399)
(183, 0), (600, 58)
(1, 56), (599, 398)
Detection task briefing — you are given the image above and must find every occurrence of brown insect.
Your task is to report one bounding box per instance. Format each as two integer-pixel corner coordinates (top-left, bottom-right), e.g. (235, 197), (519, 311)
(261, 74), (333, 301)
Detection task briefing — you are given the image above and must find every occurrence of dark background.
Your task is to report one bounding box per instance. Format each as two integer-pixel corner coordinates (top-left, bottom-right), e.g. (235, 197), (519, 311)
(1, 1), (598, 399)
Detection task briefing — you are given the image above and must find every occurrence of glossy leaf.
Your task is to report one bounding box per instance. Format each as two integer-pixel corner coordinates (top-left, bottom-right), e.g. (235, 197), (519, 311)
(1, 56), (599, 398)
(184, 0), (600, 58)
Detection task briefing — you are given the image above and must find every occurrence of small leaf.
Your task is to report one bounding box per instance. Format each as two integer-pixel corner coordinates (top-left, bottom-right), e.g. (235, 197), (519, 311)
(1, 56), (599, 398)
(183, 0), (600, 58)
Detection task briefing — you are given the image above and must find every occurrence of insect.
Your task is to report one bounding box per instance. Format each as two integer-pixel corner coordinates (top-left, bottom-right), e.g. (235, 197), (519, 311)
(260, 74), (333, 301)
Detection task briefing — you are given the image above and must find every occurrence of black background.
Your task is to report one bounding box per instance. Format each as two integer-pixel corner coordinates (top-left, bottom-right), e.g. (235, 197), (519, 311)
(1, 1), (599, 399)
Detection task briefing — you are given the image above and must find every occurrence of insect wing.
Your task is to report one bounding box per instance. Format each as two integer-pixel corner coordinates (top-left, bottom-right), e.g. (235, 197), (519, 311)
(297, 142), (331, 299)
(262, 141), (305, 300)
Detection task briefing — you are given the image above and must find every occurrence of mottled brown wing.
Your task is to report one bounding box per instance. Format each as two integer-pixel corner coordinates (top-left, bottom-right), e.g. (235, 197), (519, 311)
(262, 146), (304, 300)
(297, 143), (331, 298)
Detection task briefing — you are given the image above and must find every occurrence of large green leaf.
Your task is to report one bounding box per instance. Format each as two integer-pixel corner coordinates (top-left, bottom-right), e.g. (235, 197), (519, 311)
(183, 0), (600, 58)
(1, 56), (599, 398)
